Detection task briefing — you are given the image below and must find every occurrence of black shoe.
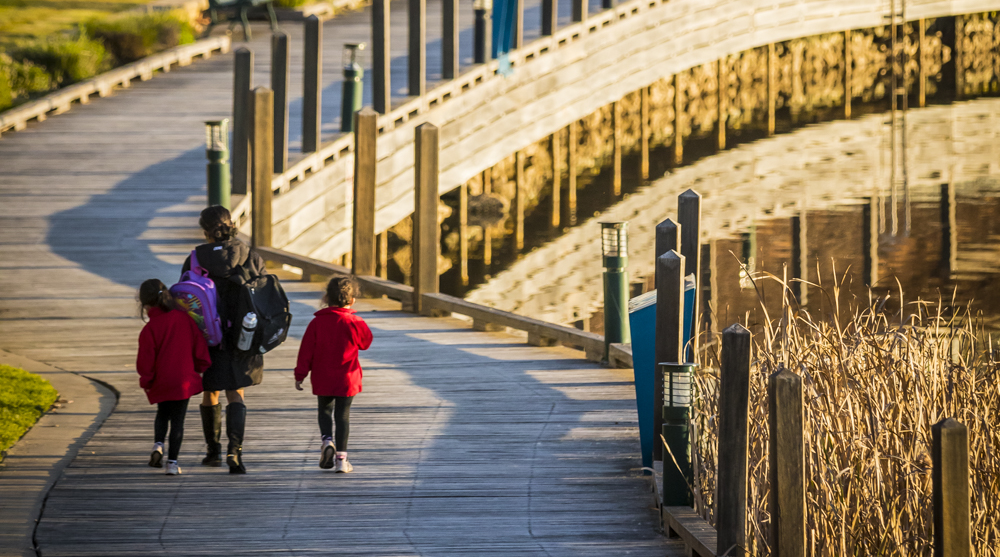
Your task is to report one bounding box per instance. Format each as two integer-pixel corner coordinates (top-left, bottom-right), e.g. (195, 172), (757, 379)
(227, 448), (246, 474)
(200, 404), (223, 467)
(226, 402), (247, 474)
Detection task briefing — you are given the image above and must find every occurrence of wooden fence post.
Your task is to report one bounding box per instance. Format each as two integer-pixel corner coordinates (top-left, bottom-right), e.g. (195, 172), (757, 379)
(655, 218), (680, 262)
(654, 250), (684, 462)
(678, 189), (701, 357)
(352, 108), (378, 276)
(303, 16), (323, 154)
(550, 131), (561, 228)
(408, 0), (426, 97)
(768, 367), (806, 557)
(413, 123), (439, 314)
(443, 0), (458, 79)
(251, 87), (274, 248)
(932, 418), (971, 557)
(717, 324), (752, 557)
(232, 47), (253, 195)
(373, 0), (391, 113)
(271, 32), (289, 174)
(542, 0), (557, 36)
(572, 0), (587, 23)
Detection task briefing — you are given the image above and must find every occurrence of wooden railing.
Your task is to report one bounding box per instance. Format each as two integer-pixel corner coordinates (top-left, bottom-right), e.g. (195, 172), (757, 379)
(0, 36), (232, 137)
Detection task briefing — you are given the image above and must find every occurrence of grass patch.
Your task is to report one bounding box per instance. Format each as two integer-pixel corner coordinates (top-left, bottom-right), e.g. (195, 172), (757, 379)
(0, 365), (59, 462)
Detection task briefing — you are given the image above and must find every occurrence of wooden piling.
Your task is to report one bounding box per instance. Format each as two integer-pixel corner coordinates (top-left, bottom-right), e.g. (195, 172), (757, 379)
(640, 87), (650, 179)
(514, 151), (525, 250)
(271, 32), (290, 174)
(408, 0), (426, 97)
(551, 131), (562, 228)
(673, 73), (683, 165)
(443, 0), (458, 80)
(353, 108), (378, 276)
(655, 218), (680, 261)
(459, 181), (469, 285)
(303, 16), (323, 154)
(678, 189), (701, 347)
(932, 418), (972, 557)
(567, 122), (578, 225)
(654, 250), (684, 461)
(572, 0), (587, 23)
(717, 324), (752, 557)
(717, 58), (726, 150)
(373, 0), (391, 113)
(767, 43), (776, 135)
(251, 87), (274, 248)
(232, 47), (253, 195)
(612, 101), (621, 196)
(843, 31), (852, 119)
(413, 123), (439, 314)
(542, 0), (557, 36)
(768, 367), (806, 557)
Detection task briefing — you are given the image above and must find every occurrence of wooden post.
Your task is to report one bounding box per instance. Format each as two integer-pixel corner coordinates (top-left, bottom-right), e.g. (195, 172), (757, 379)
(640, 86), (650, 179)
(514, 151), (525, 250)
(932, 418), (972, 557)
(717, 58), (727, 150)
(717, 324), (752, 557)
(843, 31), (852, 119)
(572, 0), (587, 23)
(567, 122), (578, 225)
(303, 16), (323, 154)
(654, 251), (685, 461)
(353, 108), (378, 276)
(551, 131), (562, 228)
(443, 0), (459, 80)
(655, 218), (680, 262)
(271, 32), (290, 174)
(678, 189), (701, 352)
(378, 232), (389, 278)
(673, 73), (683, 165)
(413, 123), (439, 314)
(767, 43), (776, 135)
(232, 47), (253, 195)
(768, 367), (806, 557)
(917, 19), (927, 107)
(542, 0), (557, 36)
(251, 87), (274, 248)
(408, 0), (426, 97)
(612, 101), (622, 196)
(459, 181), (469, 284)
(954, 16), (965, 99)
(514, 0), (523, 50)
(373, 0), (391, 113)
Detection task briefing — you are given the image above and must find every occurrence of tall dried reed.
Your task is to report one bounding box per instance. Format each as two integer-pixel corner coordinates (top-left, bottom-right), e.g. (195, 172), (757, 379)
(690, 271), (1000, 556)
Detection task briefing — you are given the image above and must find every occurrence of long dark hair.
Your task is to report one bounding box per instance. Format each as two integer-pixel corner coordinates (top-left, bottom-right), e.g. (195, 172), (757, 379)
(138, 279), (175, 321)
(199, 205), (238, 243)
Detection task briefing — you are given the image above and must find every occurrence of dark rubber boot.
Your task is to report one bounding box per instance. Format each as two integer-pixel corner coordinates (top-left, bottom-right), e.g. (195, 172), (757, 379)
(226, 402), (247, 474)
(200, 404), (222, 466)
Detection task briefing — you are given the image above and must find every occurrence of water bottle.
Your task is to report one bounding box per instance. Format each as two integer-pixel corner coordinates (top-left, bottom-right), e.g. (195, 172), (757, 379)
(237, 312), (257, 351)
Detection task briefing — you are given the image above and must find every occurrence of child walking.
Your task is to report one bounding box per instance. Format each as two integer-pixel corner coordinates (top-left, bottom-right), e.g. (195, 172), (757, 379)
(136, 279), (211, 475)
(294, 276), (373, 472)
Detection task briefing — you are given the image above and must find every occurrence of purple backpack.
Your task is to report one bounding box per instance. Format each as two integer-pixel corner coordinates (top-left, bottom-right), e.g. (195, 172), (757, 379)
(170, 250), (223, 346)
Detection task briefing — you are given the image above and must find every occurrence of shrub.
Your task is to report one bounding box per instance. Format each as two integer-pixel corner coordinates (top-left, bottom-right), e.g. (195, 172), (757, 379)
(0, 365), (58, 461)
(11, 36), (107, 86)
(0, 53), (54, 111)
(84, 12), (196, 65)
(274, 0), (312, 7)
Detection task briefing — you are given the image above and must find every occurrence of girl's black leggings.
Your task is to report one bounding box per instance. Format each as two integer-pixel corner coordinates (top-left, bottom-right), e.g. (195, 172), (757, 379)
(317, 396), (354, 451)
(154, 399), (190, 461)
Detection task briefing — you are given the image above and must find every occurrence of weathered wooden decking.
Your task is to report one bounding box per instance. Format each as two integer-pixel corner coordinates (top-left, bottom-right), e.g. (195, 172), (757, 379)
(0, 13), (679, 555)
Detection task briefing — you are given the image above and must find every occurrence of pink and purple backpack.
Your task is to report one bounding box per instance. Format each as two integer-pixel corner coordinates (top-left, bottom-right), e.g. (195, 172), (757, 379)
(170, 250), (223, 347)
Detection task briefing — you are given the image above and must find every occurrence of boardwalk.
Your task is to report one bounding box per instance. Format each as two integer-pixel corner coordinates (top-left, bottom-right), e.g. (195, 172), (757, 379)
(0, 9), (679, 556)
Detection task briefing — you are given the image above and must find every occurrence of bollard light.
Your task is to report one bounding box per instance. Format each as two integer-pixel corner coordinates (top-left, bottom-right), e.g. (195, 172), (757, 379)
(601, 222), (630, 360)
(341, 43), (366, 133)
(205, 119), (230, 209)
(473, 0), (493, 64)
(660, 362), (695, 506)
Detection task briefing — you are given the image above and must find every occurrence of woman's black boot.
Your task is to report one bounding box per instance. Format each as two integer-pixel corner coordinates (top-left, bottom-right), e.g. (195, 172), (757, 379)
(226, 402), (247, 474)
(200, 404), (222, 466)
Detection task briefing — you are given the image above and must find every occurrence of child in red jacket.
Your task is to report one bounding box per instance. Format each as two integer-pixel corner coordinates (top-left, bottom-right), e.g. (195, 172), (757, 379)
(294, 276), (373, 472)
(136, 279), (211, 475)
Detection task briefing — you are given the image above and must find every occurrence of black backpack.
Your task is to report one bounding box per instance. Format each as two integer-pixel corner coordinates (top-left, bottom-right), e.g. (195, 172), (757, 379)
(226, 266), (292, 355)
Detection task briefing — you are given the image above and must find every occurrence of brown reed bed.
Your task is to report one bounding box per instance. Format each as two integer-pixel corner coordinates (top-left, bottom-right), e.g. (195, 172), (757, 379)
(690, 270), (1000, 556)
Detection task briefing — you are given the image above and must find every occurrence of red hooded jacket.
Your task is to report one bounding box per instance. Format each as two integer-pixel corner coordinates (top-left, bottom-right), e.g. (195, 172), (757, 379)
(294, 307), (373, 397)
(136, 307), (211, 404)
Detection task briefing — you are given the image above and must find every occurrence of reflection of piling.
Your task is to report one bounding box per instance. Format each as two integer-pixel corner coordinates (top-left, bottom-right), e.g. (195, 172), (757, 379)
(640, 87), (650, 179)
(612, 101), (621, 196)
(378, 232), (388, 278)
(954, 16), (965, 99)
(843, 31), (852, 119)
(767, 43), (776, 135)
(862, 197), (879, 287)
(551, 131), (562, 228)
(917, 19), (927, 107)
(459, 182), (469, 284)
(672, 74), (683, 165)
(482, 168), (492, 265)
(790, 211), (808, 305)
(567, 122), (578, 225)
(940, 183), (957, 279)
(514, 151), (525, 251)
(717, 59), (726, 150)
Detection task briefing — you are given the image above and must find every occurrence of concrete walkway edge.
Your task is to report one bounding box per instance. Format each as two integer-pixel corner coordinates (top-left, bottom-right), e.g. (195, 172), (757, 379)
(0, 349), (117, 557)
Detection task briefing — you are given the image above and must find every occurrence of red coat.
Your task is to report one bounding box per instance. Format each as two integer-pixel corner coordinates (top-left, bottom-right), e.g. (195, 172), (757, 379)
(294, 307), (373, 397)
(136, 307), (211, 404)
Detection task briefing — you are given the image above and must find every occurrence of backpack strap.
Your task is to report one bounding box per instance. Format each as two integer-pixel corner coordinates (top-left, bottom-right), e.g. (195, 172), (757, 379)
(190, 249), (202, 273)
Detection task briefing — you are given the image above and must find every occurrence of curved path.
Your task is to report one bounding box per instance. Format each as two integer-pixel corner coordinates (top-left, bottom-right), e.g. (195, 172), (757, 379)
(0, 11), (677, 557)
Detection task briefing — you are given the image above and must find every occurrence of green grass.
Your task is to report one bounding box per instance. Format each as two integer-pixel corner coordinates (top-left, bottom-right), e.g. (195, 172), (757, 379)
(0, 365), (59, 462)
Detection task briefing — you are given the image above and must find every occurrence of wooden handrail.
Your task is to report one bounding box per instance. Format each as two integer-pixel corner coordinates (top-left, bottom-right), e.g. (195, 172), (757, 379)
(0, 36), (232, 136)
(661, 506), (718, 557)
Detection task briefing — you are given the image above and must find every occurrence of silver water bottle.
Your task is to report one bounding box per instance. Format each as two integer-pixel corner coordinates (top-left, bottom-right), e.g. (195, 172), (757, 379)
(237, 312), (257, 351)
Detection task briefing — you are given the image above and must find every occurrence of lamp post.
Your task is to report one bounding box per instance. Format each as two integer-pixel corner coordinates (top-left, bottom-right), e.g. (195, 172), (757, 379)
(660, 361), (695, 506)
(205, 119), (230, 209)
(601, 222), (631, 360)
(341, 43), (366, 133)
(474, 0), (492, 64)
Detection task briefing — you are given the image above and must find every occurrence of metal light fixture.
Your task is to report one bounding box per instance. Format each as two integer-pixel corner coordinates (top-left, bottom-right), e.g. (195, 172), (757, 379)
(204, 119), (230, 209)
(341, 43), (366, 133)
(601, 222), (630, 360)
(660, 361), (695, 506)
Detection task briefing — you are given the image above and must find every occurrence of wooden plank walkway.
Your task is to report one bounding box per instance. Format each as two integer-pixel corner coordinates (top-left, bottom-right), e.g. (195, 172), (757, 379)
(0, 7), (680, 554)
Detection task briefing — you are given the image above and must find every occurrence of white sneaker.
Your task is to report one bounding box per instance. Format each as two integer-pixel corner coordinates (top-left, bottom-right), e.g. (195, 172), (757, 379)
(149, 443), (164, 468)
(334, 454), (353, 473)
(165, 461), (182, 475)
(319, 439), (336, 469)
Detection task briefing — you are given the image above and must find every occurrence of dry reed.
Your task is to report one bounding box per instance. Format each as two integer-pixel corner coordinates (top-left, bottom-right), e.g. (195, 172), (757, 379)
(690, 270), (1000, 556)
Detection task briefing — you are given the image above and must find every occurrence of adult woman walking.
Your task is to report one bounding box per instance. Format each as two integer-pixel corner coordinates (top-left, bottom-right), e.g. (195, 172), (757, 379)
(183, 206), (266, 474)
